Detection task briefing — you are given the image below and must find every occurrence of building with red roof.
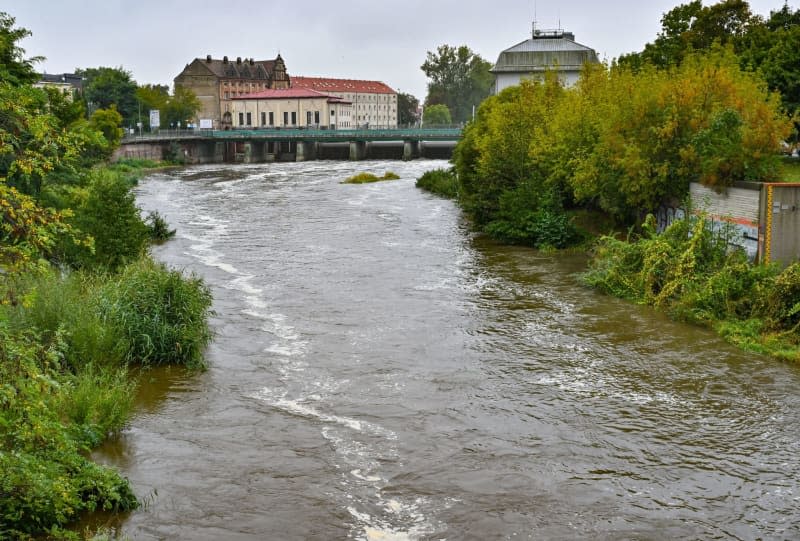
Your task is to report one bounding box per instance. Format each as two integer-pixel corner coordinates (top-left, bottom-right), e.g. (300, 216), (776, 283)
(291, 76), (397, 128)
(229, 87), (353, 129)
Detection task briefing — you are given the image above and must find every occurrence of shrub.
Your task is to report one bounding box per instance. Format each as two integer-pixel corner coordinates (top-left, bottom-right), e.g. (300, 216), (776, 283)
(342, 171), (400, 184)
(99, 257), (213, 368)
(484, 185), (581, 249)
(415, 168), (459, 199)
(0, 328), (138, 539)
(63, 169), (149, 271)
(145, 210), (176, 243)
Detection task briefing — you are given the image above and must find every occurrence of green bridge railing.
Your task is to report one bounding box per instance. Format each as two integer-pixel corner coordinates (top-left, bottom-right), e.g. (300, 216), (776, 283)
(122, 127), (462, 144)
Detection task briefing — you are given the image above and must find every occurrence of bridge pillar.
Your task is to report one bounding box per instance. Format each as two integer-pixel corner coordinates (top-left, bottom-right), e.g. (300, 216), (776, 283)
(403, 139), (420, 161)
(349, 141), (367, 161)
(296, 141), (318, 162)
(243, 141), (266, 163)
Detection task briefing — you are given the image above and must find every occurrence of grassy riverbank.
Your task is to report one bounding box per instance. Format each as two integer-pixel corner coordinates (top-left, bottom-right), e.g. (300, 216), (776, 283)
(1, 161), (213, 539)
(582, 215), (799, 361)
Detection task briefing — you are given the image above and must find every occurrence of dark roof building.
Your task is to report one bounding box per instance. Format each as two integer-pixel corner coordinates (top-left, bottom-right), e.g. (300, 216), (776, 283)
(34, 73), (84, 97)
(174, 54), (289, 129)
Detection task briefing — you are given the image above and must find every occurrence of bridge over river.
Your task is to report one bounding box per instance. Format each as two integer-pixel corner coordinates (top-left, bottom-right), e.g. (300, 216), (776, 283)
(117, 127), (463, 163)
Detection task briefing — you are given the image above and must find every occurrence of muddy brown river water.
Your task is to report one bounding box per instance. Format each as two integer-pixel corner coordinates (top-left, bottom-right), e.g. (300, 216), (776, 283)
(90, 160), (800, 540)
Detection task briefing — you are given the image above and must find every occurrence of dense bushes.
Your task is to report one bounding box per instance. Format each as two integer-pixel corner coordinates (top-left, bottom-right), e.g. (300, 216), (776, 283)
(0, 15), (209, 536)
(0, 256), (213, 538)
(415, 168), (459, 199)
(582, 214), (800, 360)
(451, 48), (790, 246)
(0, 327), (138, 539)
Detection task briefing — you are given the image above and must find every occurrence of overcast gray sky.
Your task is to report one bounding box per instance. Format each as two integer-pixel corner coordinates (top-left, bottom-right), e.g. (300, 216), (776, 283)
(3, 0), (792, 99)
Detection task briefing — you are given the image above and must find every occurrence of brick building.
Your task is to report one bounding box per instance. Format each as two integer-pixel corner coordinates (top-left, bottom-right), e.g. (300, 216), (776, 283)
(174, 54), (289, 129)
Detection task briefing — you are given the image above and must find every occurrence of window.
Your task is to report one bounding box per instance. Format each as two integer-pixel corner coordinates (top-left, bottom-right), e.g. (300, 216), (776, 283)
(283, 111), (288, 125)
(306, 111), (312, 125)
(238, 112), (244, 126)
(246, 112), (252, 125)
(269, 112), (274, 125)
(331, 109), (335, 116)
(224, 91), (229, 99)
(291, 112), (297, 125)
(261, 112), (266, 126)
(314, 111), (320, 124)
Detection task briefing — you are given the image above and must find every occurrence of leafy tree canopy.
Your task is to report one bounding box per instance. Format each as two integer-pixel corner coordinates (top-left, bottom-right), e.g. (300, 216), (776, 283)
(421, 44), (493, 123)
(423, 103), (452, 125)
(0, 12), (40, 86)
(164, 84), (201, 128)
(397, 92), (419, 126)
(79, 66), (138, 127)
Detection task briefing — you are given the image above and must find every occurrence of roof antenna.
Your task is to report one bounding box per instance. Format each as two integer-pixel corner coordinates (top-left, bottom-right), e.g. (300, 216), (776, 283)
(532, 0), (537, 37)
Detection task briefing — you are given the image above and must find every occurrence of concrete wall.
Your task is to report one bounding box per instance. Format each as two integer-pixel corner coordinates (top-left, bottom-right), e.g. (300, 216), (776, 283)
(760, 183), (800, 265)
(689, 182), (761, 261)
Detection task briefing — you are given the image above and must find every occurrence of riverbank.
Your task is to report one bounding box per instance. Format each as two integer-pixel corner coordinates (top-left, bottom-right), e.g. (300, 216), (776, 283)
(416, 168), (800, 362)
(0, 160), (213, 540)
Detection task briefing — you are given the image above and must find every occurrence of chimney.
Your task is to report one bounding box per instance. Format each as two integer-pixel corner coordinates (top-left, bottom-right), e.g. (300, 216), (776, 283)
(237, 57), (242, 64)
(206, 54), (212, 63)
(223, 56), (228, 64)
(249, 58), (254, 65)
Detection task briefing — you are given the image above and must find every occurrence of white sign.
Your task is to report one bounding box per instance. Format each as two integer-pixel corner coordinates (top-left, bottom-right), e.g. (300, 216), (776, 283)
(199, 118), (213, 130)
(149, 109), (160, 129)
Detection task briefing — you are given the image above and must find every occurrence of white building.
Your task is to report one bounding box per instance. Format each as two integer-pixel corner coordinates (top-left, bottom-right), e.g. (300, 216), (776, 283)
(291, 76), (397, 128)
(491, 28), (599, 94)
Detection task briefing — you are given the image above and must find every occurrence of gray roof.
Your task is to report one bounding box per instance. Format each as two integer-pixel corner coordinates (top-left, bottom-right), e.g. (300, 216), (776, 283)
(491, 31), (599, 74)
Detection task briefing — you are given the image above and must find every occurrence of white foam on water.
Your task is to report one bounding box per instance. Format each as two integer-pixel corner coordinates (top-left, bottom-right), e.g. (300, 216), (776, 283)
(351, 469), (382, 483)
(254, 388), (376, 433)
(228, 275), (263, 297)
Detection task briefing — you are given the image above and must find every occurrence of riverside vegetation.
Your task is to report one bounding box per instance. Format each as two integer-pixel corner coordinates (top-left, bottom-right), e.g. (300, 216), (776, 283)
(1, 13), (212, 539)
(342, 171), (401, 184)
(417, 45), (799, 360)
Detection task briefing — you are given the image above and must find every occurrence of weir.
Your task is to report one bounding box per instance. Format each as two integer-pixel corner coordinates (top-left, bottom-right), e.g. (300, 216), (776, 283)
(114, 127), (461, 164)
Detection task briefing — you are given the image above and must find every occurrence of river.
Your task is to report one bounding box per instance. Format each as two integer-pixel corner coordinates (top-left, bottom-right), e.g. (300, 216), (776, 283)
(93, 160), (800, 540)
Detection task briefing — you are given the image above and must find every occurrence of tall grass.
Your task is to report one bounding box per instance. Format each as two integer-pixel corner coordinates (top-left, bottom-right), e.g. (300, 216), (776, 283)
(582, 214), (800, 360)
(0, 256), (213, 537)
(99, 258), (213, 368)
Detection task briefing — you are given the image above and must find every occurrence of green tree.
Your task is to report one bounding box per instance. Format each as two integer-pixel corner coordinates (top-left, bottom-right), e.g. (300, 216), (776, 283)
(422, 103), (452, 125)
(617, 0), (756, 69)
(136, 84), (169, 129)
(80, 66), (138, 126)
(67, 170), (149, 270)
(164, 84), (201, 128)
(89, 105), (124, 150)
(421, 44), (493, 123)
(0, 12), (40, 86)
(397, 92), (419, 125)
(571, 48), (789, 220)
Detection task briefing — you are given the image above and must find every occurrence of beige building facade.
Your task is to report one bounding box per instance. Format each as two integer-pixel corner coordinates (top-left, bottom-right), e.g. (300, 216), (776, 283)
(230, 88), (353, 129)
(290, 77), (397, 128)
(174, 55), (289, 129)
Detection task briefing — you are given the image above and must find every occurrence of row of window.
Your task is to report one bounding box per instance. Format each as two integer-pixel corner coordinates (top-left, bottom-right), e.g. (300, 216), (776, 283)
(238, 111), (344, 126)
